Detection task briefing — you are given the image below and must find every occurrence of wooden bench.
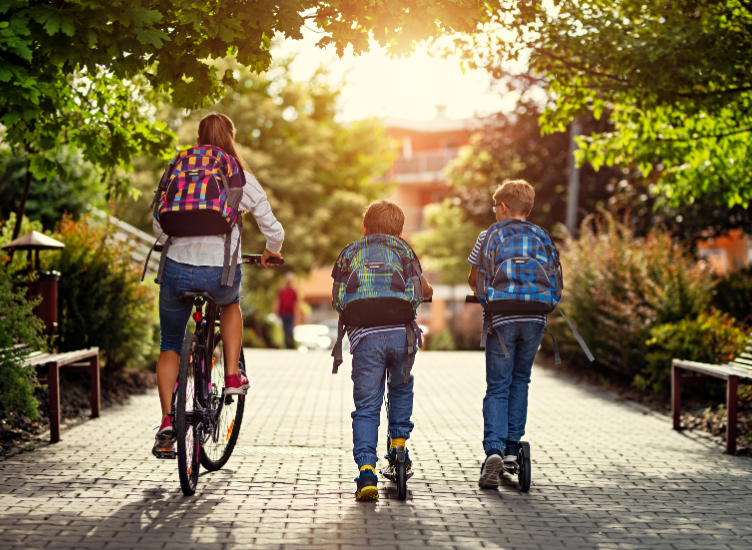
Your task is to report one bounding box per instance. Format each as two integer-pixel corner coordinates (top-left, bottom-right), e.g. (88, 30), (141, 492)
(21, 348), (100, 443)
(672, 339), (752, 454)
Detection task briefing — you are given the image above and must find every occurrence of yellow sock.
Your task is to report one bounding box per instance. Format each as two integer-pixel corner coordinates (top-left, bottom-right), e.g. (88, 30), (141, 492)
(390, 438), (406, 450)
(360, 465), (376, 474)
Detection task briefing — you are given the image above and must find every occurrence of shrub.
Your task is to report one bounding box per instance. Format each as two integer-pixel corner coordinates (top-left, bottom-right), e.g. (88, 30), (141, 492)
(713, 266), (752, 325)
(552, 212), (715, 379)
(0, 266), (46, 419)
(427, 328), (457, 351)
(640, 310), (749, 392)
(46, 216), (159, 371)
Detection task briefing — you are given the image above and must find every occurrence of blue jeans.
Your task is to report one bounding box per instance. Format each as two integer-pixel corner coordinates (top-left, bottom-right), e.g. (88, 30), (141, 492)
(351, 332), (414, 468)
(483, 322), (545, 454)
(159, 258), (242, 353)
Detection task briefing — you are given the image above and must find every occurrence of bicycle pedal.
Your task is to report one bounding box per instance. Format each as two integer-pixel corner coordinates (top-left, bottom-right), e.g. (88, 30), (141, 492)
(155, 449), (177, 459)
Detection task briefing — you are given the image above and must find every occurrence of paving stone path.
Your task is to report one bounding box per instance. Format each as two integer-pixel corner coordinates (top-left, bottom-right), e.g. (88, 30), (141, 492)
(2, 350), (752, 550)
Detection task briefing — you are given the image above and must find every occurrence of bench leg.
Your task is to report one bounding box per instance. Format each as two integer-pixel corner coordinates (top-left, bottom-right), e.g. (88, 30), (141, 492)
(727, 375), (738, 455)
(671, 363), (682, 430)
(48, 364), (61, 443)
(90, 354), (100, 418)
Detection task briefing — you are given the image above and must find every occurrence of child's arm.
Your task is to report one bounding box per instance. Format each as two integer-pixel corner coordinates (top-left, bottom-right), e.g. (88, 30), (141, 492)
(422, 276), (433, 300)
(468, 266), (478, 293)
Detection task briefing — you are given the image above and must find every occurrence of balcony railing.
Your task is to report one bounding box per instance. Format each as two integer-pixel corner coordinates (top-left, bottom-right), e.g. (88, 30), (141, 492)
(393, 148), (460, 175)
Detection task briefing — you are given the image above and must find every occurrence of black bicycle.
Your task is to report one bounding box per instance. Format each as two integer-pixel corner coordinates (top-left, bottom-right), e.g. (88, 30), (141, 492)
(156, 253), (283, 496)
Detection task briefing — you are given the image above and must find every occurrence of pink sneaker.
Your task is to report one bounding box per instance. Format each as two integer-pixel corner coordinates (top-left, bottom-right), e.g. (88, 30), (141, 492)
(152, 416), (176, 457)
(224, 373), (249, 395)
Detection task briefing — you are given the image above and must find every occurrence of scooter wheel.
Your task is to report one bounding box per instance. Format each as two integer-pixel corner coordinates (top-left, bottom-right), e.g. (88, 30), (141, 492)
(396, 460), (407, 500)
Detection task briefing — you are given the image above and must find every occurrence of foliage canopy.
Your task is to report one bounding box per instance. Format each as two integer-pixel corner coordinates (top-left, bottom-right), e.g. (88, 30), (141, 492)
(453, 0), (752, 206)
(1, 0), (497, 195)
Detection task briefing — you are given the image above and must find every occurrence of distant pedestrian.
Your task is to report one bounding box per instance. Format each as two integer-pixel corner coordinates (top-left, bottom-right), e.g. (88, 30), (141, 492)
(277, 273), (298, 349)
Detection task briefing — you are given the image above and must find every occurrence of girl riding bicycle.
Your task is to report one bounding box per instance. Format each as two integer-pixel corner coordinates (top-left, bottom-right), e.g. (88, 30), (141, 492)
(152, 113), (284, 456)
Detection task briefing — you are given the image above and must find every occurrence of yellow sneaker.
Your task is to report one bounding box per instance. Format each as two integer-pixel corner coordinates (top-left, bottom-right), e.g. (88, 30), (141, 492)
(355, 466), (379, 501)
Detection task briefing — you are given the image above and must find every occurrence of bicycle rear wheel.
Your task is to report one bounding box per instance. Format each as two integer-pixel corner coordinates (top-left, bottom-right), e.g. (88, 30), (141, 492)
(199, 332), (246, 471)
(176, 334), (201, 495)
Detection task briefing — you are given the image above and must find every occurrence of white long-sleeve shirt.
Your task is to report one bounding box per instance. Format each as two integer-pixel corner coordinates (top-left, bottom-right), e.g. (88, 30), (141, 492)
(153, 171), (284, 266)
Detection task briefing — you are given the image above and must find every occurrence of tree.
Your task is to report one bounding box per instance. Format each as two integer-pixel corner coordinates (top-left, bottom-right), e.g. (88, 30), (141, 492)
(2, 0), (498, 239)
(445, 100), (617, 231)
(0, 145), (105, 231)
(451, 0), (752, 206)
(117, 61), (397, 315)
(412, 200), (480, 285)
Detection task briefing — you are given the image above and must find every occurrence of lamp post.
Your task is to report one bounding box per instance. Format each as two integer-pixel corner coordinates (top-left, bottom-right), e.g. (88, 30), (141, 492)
(2, 231), (66, 336)
(566, 119), (582, 235)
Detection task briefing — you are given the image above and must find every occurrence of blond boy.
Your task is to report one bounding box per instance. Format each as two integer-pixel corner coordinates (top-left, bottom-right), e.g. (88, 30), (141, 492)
(466, 180), (547, 488)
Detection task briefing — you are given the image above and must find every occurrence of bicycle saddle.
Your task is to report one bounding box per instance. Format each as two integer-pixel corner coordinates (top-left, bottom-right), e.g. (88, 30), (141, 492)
(178, 290), (215, 303)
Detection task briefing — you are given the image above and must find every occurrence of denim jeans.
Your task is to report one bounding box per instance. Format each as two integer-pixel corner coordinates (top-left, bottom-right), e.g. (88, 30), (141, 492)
(483, 322), (545, 453)
(159, 258), (242, 353)
(351, 331), (414, 468)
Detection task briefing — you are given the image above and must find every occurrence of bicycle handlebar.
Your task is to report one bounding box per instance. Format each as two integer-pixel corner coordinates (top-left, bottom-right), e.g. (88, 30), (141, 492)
(241, 254), (284, 267)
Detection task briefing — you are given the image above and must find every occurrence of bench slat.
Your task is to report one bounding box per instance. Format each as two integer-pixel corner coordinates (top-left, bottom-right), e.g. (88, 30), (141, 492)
(21, 348), (99, 368)
(672, 359), (752, 380)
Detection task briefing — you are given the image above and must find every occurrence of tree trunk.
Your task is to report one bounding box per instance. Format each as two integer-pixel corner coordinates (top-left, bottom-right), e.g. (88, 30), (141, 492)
(8, 156), (32, 262)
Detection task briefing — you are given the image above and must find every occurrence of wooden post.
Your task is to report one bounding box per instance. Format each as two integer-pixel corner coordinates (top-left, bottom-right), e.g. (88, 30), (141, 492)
(48, 363), (60, 443)
(727, 375), (739, 455)
(671, 363), (682, 430)
(90, 353), (100, 418)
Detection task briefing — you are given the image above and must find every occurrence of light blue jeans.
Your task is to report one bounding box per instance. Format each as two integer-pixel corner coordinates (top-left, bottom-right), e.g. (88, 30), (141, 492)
(483, 322), (545, 454)
(351, 332), (414, 468)
(158, 258), (242, 353)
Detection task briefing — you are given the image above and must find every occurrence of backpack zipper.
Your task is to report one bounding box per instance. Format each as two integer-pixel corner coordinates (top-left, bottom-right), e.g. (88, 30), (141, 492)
(493, 256), (551, 286)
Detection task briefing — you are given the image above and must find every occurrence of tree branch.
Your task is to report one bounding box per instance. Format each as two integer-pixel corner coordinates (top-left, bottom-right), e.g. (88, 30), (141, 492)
(657, 126), (752, 142)
(532, 47), (632, 86)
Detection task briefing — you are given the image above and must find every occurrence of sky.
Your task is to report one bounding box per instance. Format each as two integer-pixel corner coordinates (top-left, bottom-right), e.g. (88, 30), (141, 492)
(274, 29), (517, 123)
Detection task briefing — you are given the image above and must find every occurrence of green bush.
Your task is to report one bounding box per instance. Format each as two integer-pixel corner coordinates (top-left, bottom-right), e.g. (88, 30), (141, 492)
(46, 215), (159, 371)
(640, 309), (749, 392)
(427, 328), (457, 351)
(0, 266), (46, 419)
(713, 266), (752, 325)
(552, 212), (715, 380)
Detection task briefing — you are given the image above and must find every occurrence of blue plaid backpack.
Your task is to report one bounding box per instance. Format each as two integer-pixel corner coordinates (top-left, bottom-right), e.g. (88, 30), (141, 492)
(475, 219), (593, 363)
(330, 234), (424, 379)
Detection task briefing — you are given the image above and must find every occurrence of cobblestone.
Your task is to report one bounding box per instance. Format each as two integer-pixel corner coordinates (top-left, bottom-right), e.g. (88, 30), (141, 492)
(0, 350), (751, 549)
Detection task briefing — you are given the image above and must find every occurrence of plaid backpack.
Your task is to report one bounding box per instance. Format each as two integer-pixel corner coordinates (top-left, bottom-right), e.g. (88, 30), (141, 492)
(142, 145), (246, 287)
(330, 234), (424, 380)
(476, 219), (593, 362)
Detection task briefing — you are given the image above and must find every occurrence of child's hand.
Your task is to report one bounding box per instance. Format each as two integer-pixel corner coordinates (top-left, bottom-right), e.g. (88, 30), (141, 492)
(260, 248), (282, 267)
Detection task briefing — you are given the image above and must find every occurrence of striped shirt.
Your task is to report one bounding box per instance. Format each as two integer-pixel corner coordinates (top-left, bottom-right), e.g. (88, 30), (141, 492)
(467, 231), (547, 329)
(346, 325), (406, 354)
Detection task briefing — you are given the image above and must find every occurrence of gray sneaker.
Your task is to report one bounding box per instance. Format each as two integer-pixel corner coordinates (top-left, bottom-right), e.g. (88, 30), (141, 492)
(503, 443), (518, 466)
(478, 452), (503, 488)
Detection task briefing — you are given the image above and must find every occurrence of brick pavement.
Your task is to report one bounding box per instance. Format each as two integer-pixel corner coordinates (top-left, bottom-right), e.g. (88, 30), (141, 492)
(1, 350), (751, 550)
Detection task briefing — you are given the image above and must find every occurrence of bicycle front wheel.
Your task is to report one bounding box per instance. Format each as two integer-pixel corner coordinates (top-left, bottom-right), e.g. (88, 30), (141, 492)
(199, 332), (246, 471)
(176, 334), (201, 495)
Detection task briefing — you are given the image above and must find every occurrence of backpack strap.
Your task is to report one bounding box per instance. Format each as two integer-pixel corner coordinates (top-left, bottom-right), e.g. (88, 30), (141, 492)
(479, 315), (510, 358)
(151, 164), (173, 215)
(141, 233), (163, 283)
(154, 237), (173, 285)
(220, 217), (243, 288)
(555, 304), (594, 362)
(403, 320), (422, 384)
(493, 326), (511, 358)
(331, 317), (345, 373)
(544, 327), (561, 365)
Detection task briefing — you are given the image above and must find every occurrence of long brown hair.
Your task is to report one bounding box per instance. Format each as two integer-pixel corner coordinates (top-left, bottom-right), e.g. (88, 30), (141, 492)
(197, 113), (249, 172)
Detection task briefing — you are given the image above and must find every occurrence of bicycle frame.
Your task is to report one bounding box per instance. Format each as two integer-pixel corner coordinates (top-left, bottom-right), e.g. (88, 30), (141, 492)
(169, 298), (220, 439)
